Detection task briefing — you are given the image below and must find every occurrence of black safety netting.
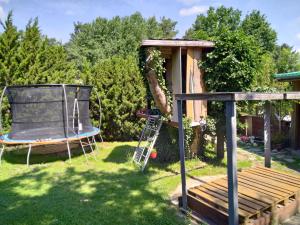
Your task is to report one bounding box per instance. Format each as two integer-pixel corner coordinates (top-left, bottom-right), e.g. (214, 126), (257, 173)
(6, 85), (94, 140)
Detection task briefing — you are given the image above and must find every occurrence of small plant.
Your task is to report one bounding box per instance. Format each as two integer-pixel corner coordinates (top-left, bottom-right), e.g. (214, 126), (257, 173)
(240, 135), (250, 143)
(183, 117), (194, 158)
(272, 133), (288, 150)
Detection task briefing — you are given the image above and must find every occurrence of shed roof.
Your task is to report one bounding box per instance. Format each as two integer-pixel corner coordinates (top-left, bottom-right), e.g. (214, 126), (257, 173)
(274, 71), (300, 81)
(141, 39), (214, 48)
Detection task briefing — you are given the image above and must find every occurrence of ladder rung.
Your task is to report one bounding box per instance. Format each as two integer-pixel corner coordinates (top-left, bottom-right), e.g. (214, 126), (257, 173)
(133, 116), (162, 171)
(81, 143), (92, 146)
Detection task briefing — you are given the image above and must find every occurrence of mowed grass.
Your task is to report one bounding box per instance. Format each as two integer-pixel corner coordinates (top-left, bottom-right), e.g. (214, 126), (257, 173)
(0, 141), (299, 225)
(0, 142), (194, 225)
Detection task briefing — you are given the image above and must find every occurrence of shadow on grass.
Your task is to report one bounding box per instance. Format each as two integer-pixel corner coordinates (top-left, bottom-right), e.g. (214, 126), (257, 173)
(145, 147), (227, 183)
(103, 144), (135, 164)
(0, 157), (187, 225)
(2, 146), (95, 165)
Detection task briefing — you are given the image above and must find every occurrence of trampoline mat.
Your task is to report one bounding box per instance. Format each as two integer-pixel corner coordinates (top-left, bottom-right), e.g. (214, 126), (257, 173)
(5, 126), (98, 142)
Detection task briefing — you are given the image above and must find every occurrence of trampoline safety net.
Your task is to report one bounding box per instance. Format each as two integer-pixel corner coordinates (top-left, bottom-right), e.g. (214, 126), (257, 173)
(6, 85), (94, 140)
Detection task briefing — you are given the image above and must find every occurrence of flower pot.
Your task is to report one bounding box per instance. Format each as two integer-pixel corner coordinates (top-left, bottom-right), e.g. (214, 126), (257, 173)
(150, 152), (157, 159)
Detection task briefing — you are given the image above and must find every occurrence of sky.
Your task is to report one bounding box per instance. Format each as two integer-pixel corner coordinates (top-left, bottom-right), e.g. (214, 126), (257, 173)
(0, 0), (299, 52)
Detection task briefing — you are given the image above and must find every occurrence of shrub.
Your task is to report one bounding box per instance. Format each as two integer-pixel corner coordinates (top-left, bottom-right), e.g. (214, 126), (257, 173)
(89, 56), (146, 141)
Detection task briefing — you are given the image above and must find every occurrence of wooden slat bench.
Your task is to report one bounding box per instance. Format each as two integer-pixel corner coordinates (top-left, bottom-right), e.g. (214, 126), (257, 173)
(185, 167), (300, 225)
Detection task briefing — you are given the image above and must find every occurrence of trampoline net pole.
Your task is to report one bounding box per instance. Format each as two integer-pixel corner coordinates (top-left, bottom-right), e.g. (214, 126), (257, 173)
(0, 86), (7, 134)
(62, 84), (69, 139)
(94, 88), (103, 142)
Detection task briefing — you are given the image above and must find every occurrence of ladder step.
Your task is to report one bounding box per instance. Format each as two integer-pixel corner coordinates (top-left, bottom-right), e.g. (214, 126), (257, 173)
(133, 115), (162, 171)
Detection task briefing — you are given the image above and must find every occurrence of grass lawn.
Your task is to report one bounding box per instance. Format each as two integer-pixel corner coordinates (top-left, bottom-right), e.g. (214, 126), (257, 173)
(0, 141), (299, 225)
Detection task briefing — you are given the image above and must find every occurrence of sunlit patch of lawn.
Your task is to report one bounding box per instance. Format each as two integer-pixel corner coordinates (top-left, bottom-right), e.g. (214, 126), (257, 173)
(0, 141), (298, 225)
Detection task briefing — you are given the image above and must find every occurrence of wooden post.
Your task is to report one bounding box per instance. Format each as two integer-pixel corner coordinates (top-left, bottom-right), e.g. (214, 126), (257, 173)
(177, 99), (187, 210)
(226, 101), (239, 225)
(264, 101), (271, 168)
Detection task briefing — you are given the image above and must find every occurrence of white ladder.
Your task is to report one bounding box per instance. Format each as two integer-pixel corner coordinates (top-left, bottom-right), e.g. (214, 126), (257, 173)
(79, 136), (97, 161)
(133, 115), (162, 171)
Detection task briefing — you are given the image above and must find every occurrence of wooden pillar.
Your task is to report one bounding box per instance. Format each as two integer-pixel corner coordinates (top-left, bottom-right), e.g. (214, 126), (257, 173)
(186, 48), (207, 121)
(226, 101), (239, 225)
(177, 99), (187, 210)
(264, 101), (271, 168)
(291, 81), (300, 149)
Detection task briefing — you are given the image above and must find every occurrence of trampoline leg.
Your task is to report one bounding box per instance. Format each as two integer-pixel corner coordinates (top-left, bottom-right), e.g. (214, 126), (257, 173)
(92, 136), (98, 151)
(87, 137), (96, 160)
(79, 140), (88, 162)
(99, 133), (103, 143)
(0, 145), (5, 165)
(66, 141), (71, 162)
(27, 144), (32, 167)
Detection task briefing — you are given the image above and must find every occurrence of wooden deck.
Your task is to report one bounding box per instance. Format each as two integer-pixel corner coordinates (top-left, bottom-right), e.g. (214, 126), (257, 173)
(186, 167), (300, 225)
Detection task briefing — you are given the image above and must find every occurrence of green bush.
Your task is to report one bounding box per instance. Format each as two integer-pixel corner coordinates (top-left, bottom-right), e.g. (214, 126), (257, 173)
(89, 56), (146, 141)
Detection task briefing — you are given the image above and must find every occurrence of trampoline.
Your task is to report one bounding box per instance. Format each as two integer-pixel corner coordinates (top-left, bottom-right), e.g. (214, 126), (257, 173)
(0, 84), (103, 165)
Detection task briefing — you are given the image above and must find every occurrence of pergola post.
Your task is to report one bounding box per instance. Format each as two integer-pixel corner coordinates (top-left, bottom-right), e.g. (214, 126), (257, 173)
(264, 101), (271, 168)
(226, 101), (239, 225)
(177, 99), (187, 210)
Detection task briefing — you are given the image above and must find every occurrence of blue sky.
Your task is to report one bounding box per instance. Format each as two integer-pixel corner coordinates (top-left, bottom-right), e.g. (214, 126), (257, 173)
(0, 0), (299, 52)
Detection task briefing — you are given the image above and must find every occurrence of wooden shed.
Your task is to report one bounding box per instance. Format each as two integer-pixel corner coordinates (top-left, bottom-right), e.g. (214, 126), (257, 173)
(141, 39), (214, 124)
(275, 71), (300, 150)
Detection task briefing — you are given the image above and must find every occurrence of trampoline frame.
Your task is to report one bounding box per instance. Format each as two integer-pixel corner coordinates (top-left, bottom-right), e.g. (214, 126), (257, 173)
(0, 84), (103, 166)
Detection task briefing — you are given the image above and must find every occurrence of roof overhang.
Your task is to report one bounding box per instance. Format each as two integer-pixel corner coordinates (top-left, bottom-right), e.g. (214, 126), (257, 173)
(141, 39), (214, 48)
(274, 71), (300, 82)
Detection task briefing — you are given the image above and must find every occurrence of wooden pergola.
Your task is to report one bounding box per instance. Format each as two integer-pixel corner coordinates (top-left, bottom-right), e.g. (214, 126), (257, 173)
(175, 92), (300, 225)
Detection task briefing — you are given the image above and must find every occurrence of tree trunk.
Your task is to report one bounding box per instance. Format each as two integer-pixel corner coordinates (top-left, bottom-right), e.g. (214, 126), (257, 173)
(216, 124), (225, 159)
(146, 70), (171, 115)
(145, 49), (172, 115)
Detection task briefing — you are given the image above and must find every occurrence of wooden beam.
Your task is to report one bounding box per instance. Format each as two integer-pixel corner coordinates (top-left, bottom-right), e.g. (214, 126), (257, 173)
(185, 48), (196, 121)
(171, 47), (182, 122)
(186, 48), (207, 121)
(141, 39), (214, 48)
(186, 48), (194, 120)
(226, 101), (239, 225)
(175, 93), (235, 101)
(264, 101), (271, 168)
(175, 92), (300, 101)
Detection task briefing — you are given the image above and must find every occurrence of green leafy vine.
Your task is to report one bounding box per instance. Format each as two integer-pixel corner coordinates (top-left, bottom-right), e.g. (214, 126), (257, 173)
(149, 49), (173, 108)
(183, 117), (194, 158)
(141, 48), (173, 110)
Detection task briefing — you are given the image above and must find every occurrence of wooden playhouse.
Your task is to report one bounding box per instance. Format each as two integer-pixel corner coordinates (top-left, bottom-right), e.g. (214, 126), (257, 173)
(140, 39), (214, 124)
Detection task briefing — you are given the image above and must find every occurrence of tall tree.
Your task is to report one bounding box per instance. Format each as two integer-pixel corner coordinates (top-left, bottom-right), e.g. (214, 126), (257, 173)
(15, 18), (42, 84)
(185, 6), (241, 40)
(200, 30), (260, 158)
(274, 44), (300, 73)
(159, 16), (178, 39)
(241, 10), (277, 53)
(66, 12), (178, 67)
(0, 11), (20, 86)
(185, 6), (266, 159)
(0, 13), (77, 130)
